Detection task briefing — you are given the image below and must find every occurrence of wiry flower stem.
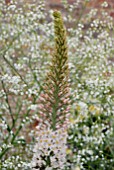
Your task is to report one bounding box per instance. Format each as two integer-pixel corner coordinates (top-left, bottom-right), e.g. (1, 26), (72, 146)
(38, 11), (70, 130)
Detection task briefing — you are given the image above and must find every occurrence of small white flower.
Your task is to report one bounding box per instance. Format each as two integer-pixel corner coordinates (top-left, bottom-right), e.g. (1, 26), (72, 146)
(101, 1), (108, 7)
(31, 128), (67, 169)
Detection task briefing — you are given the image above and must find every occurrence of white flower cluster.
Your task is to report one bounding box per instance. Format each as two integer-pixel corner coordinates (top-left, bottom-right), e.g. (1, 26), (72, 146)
(31, 128), (67, 170)
(101, 1), (108, 8)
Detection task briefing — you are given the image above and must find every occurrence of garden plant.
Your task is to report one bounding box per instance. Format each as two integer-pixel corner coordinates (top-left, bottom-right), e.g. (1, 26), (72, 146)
(0, 0), (114, 170)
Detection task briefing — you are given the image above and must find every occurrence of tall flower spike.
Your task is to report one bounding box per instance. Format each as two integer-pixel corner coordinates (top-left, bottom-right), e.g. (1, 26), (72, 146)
(38, 11), (70, 130)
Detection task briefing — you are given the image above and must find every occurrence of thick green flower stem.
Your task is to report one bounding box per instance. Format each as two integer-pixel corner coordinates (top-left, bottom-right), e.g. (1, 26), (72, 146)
(38, 11), (70, 130)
